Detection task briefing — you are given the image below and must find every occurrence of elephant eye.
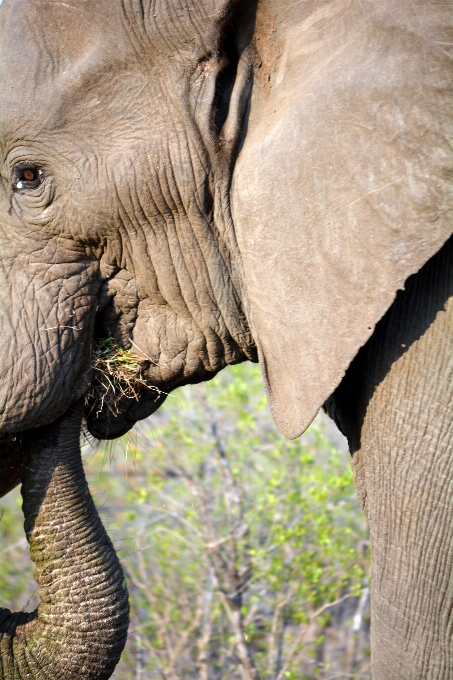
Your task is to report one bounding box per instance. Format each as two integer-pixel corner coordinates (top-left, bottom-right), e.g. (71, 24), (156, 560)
(14, 165), (43, 190)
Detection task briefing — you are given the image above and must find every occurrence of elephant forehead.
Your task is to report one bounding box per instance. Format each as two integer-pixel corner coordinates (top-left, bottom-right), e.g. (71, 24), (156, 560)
(0, 0), (125, 77)
(0, 1), (144, 139)
(0, 0), (222, 138)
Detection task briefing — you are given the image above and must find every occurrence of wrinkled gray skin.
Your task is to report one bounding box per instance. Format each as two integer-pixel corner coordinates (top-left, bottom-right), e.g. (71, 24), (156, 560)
(0, 0), (452, 678)
(0, 404), (129, 678)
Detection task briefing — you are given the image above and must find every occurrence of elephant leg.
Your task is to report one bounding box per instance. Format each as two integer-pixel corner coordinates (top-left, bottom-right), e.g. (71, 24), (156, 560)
(326, 236), (453, 679)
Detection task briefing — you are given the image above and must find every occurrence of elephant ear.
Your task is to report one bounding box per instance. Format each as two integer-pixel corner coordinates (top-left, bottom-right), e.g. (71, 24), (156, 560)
(230, 0), (453, 438)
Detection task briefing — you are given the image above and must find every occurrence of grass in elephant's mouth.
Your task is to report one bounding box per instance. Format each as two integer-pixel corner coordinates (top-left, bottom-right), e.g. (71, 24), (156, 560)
(85, 338), (164, 418)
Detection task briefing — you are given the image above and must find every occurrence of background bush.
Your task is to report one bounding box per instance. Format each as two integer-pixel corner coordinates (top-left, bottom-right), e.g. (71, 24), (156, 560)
(0, 363), (370, 679)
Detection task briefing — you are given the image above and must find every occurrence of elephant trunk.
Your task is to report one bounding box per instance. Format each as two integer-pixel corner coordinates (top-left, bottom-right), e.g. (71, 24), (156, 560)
(0, 404), (129, 679)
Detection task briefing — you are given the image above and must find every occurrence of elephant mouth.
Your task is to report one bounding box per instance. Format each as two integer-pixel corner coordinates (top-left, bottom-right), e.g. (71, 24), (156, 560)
(85, 389), (167, 440)
(84, 339), (167, 440)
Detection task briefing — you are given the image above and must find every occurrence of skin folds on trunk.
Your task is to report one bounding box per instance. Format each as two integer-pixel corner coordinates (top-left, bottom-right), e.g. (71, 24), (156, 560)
(0, 405), (129, 679)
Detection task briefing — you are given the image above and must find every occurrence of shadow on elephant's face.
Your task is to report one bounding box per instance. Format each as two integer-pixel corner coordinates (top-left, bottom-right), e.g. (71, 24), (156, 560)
(85, 391), (168, 441)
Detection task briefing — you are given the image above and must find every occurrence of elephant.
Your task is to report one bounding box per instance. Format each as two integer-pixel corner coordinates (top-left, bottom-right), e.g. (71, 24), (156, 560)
(0, 0), (451, 678)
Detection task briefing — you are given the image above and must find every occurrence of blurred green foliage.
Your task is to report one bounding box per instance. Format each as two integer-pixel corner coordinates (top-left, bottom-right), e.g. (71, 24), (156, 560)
(0, 363), (370, 679)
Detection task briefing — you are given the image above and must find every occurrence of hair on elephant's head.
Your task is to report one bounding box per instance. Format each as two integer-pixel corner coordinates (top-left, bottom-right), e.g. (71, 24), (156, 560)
(0, 0), (258, 440)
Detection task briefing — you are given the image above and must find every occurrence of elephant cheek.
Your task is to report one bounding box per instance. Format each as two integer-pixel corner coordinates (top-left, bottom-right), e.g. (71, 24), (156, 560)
(0, 259), (101, 433)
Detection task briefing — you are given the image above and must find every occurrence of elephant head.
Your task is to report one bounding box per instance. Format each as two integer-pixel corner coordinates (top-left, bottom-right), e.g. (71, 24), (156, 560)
(0, 0), (259, 444)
